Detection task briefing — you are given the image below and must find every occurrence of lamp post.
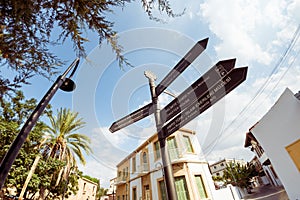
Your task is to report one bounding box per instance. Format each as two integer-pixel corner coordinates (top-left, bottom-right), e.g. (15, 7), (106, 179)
(0, 58), (80, 189)
(144, 70), (178, 200)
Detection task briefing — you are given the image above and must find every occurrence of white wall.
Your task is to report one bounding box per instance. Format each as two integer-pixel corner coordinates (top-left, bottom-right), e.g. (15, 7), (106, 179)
(150, 170), (163, 199)
(251, 88), (300, 200)
(213, 185), (242, 200)
(130, 178), (142, 200)
(187, 162), (216, 199)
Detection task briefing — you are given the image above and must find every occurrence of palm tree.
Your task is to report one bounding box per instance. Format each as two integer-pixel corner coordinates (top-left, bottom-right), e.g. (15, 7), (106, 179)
(37, 108), (92, 199)
(18, 108), (92, 200)
(222, 161), (258, 196)
(46, 108), (92, 178)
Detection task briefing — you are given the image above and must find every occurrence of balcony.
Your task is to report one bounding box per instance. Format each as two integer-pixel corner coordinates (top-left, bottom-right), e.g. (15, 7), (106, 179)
(137, 163), (149, 174)
(115, 176), (127, 185)
(168, 148), (180, 161)
(258, 152), (269, 164)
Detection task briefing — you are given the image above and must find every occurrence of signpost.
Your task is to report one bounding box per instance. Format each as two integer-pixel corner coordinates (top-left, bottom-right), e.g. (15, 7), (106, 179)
(160, 67), (248, 138)
(109, 38), (209, 133)
(109, 102), (153, 132)
(109, 37), (248, 200)
(155, 38), (208, 96)
(160, 59), (236, 124)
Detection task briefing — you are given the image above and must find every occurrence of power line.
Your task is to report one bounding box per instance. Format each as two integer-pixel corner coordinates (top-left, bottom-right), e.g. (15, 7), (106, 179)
(203, 24), (300, 155)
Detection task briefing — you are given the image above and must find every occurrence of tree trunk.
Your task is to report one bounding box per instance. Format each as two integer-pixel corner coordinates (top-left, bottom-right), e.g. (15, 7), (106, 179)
(18, 155), (41, 200)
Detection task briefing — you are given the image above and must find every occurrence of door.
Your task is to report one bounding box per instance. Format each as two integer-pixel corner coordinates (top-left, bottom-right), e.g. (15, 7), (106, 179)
(144, 185), (151, 200)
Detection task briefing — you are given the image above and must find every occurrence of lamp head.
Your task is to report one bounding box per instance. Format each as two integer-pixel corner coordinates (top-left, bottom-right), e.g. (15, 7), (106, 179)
(60, 78), (76, 92)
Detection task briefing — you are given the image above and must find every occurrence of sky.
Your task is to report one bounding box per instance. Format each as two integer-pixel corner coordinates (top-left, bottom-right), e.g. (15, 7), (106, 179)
(18, 0), (300, 188)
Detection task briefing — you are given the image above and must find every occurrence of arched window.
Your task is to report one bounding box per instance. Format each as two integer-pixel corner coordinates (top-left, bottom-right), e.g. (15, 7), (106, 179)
(142, 152), (148, 171)
(143, 152), (147, 164)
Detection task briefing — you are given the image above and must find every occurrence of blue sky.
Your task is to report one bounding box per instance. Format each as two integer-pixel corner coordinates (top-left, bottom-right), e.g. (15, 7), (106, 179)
(18, 0), (300, 187)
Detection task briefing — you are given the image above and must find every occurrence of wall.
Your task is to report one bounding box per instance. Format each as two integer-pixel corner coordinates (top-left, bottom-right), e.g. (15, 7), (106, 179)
(213, 185), (242, 200)
(67, 178), (97, 200)
(251, 88), (300, 200)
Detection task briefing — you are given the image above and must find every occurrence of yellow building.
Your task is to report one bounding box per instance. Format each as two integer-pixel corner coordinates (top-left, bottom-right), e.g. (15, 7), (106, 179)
(67, 177), (98, 200)
(115, 128), (215, 200)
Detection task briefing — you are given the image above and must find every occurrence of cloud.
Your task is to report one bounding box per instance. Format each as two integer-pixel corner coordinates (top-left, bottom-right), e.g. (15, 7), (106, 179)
(79, 158), (117, 187)
(198, 0), (299, 66)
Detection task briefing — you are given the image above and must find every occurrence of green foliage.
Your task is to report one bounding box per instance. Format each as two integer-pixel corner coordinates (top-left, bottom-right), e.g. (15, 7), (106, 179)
(98, 187), (108, 198)
(212, 175), (223, 182)
(44, 167), (80, 200)
(45, 107), (92, 166)
(0, 0), (181, 97)
(222, 162), (258, 189)
(0, 91), (74, 198)
(0, 91), (52, 125)
(82, 175), (99, 184)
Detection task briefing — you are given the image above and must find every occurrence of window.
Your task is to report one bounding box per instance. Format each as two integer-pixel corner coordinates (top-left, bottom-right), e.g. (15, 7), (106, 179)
(159, 180), (167, 200)
(143, 152), (147, 163)
(254, 143), (264, 157)
(144, 185), (150, 200)
(167, 137), (179, 160)
(154, 141), (161, 159)
(83, 182), (86, 194)
(286, 139), (300, 172)
(132, 187), (137, 200)
(132, 157), (136, 173)
(195, 175), (208, 198)
(122, 168), (126, 180)
(142, 152), (149, 171)
(175, 176), (190, 200)
(220, 163), (224, 167)
(182, 135), (194, 153)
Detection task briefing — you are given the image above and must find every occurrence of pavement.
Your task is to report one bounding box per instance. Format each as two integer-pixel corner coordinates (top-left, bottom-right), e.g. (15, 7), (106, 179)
(242, 184), (289, 200)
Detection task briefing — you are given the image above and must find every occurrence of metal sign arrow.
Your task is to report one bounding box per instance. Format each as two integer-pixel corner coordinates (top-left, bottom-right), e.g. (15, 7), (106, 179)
(155, 38), (209, 96)
(109, 102), (154, 133)
(160, 67), (248, 139)
(160, 58), (236, 124)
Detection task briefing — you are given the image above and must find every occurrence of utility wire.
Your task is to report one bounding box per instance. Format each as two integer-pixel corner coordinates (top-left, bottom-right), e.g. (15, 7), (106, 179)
(204, 24), (300, 155)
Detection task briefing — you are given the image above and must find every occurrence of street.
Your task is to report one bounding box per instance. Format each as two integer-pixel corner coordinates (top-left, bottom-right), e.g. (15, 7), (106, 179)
(243, 185), (289, 200)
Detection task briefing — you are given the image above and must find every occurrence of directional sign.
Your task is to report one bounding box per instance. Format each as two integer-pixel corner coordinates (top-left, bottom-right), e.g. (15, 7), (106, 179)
(160, 67), (248, 139)
(160, 59), (236, 124)
(155, 38), (209, 96)
(109, 103), (153, 132)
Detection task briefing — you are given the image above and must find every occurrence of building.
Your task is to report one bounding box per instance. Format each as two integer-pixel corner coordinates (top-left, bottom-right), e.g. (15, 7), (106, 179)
(247, 156), (267, 187)
(106, 178), (117, 200)
(244, 131), (281, 187)
(209, 158), (246, 178)
(67, 177), (98, 200)
(247, 88), (300, 199)
(115, 128), (216, 200)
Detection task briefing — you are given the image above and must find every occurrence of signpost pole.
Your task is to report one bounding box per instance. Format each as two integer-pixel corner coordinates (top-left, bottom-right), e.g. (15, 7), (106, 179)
(144, 71), (178, 200)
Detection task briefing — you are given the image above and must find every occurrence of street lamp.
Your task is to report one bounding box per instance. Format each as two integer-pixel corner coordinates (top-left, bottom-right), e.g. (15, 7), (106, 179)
(0, 58), (80, 189)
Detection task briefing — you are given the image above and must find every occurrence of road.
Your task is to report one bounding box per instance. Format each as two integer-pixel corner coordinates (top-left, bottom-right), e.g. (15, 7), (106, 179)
(243, 185), (288, 200)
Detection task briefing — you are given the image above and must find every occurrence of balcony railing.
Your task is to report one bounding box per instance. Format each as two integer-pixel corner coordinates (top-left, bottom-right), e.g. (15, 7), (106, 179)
(115, 176), (127, 185)
(168, 148), (180, 161)
(136, 163), (149, 174)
